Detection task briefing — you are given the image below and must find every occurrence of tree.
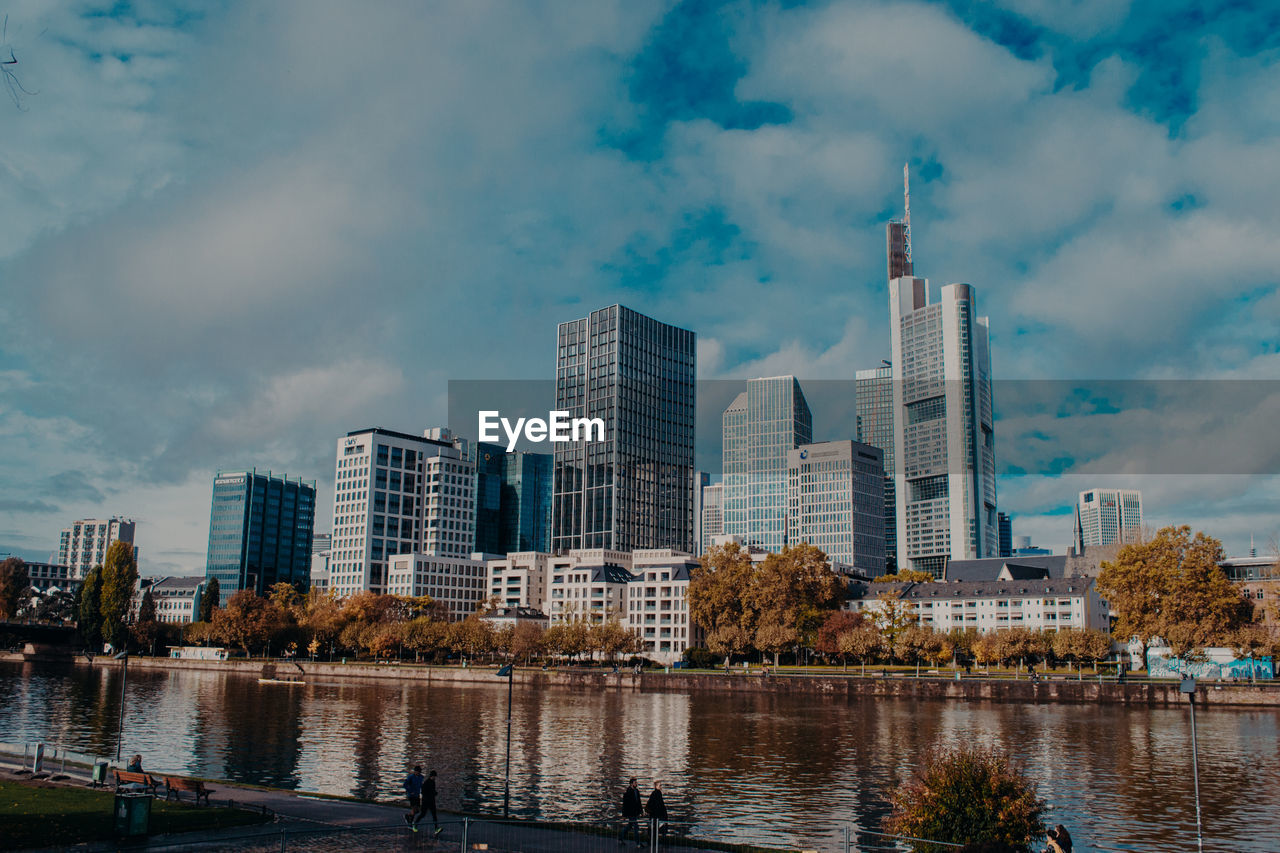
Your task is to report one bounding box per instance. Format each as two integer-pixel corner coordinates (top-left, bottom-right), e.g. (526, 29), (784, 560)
(0, 556), (30, 620)
(213, 590), (282, 655)
(885, 745), (1047, 852)
(131, 588), (160, 654)
(871, 592), (918, 659)
(31, 589), (76, 624)
(817, 610), (864, 669)
(704, 624), (752, 668)
(748, 544), (846, 653)
(838, 623), (885, 675)
(200, 577), (220, 623)
(872, 569), (934, 583)
(688, 543), (759, 664)
(98, 541), (138, 650)
(755, 620), (798, 667)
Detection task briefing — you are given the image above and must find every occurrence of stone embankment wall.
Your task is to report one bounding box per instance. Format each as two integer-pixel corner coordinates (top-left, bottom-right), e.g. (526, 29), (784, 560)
(76, 656), (1280, 707)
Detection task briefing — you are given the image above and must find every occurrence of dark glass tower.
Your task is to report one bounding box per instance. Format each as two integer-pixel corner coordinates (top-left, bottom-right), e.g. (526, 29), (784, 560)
(552, 305), (696, 553)
(475, 443), (553, 555)
(205, 469), (315, 596)
(856, 366), (897, 571)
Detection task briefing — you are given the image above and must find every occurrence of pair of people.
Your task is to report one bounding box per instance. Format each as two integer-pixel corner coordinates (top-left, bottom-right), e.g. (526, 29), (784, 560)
(403, 766), (442, 835)
(619, 777), (667, 847)
(1044, 824), (1073, 853)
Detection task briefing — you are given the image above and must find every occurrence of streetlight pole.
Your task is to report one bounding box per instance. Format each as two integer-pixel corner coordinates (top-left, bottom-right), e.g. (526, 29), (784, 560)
(113, 651), (129, 763)
(496, 663), (514, 817)
(1180, 677), (1204, 853)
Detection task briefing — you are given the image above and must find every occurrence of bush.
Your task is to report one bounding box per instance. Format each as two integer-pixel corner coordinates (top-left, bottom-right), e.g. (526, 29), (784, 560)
(884, 745), (1046, 852)
(683, 646), (717, 669)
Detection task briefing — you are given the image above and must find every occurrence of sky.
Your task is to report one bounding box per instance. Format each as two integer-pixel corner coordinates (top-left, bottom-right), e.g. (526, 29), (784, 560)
(2, 0), (1278, 575)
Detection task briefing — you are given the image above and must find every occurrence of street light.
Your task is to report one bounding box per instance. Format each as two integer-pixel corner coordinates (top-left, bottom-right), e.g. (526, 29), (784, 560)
(495, 663), (514, 817)
(113, 651), (129, 763)
(1180, 677), (1204, 853)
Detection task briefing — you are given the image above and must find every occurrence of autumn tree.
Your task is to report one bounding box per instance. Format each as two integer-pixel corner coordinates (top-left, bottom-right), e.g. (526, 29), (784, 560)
(871, 592), (918, 659)
(0, 556), (30, 620)
(688, 543), (758, 665)
(98, 541), (139, 650)
(872, 569), (934, 583)
(213, 589), (282, 655)
(885, 745), (1046, 851)
(131, 587), (159, 654)
(817, 609), (864, 668)
(509, 621), (546, 664)
(838, 622), (885, 675)
(748, 544), (845, 652)
(200, 577), (220, 622)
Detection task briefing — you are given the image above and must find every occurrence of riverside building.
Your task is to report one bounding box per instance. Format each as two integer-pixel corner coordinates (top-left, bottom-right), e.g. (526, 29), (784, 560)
(204, 470), (315, 596)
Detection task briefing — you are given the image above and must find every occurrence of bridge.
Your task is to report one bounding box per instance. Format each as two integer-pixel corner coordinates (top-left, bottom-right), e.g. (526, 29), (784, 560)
(0, 621), (79, 660)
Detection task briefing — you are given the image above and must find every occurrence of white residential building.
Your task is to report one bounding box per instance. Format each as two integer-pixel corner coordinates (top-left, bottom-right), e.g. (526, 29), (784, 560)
(1074, 489), (1143, 551)
(626, 549), (701, 663)
(385, 553), (488, 621)
(848, 578), (1110, 634)
(58, 518), (137, 580)
(488, 551), (554, 611)
(329, 427), (475, 598)
(134, 576), (205, 624)
(890, 277), (998, 576)
(786, 440), (886, 576)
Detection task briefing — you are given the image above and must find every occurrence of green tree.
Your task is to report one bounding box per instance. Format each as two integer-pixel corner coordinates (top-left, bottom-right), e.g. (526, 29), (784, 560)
(871, 592), (918, 659)
(200, 577), (220, 622)
(131, 587), (159, 654)
(885, 745), (1047, 852)
(0, 557), (31, 620)
(98, 541), (138, 650)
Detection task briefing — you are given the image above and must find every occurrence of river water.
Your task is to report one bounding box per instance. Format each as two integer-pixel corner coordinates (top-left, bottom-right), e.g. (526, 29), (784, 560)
(2, 662), (1278, 852)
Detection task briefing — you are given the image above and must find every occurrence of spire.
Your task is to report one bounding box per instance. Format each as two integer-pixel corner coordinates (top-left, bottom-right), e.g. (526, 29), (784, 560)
(903, 162), (912, 270)
(885, 163), (915, 280)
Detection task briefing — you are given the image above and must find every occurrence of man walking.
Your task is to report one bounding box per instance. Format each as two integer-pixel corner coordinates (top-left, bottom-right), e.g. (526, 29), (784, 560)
(419, 769), (442, 835)
(619, 776), (643, 847)
(646, 781), (668, 839)
(403, 766), (425, 831)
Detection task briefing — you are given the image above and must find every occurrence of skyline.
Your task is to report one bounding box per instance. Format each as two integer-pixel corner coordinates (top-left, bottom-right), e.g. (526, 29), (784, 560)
(3, 1), (1279, 573)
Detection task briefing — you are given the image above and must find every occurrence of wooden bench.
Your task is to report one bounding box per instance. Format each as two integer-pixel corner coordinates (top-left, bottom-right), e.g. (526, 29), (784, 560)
(164, 775), (215, 806)
(113, 769), (160, 794)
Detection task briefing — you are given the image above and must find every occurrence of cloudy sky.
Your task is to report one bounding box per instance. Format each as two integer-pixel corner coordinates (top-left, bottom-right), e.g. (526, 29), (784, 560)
(2, 0), (1278, 574)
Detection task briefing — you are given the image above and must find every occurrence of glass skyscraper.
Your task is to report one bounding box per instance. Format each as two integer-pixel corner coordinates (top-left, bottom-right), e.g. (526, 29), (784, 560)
(476, 442), (553, 554)
(205, 469), (315, 596)
(722, 376), (812, 552)
(856, 365), (897, 570)
(552, 304), (696, 553)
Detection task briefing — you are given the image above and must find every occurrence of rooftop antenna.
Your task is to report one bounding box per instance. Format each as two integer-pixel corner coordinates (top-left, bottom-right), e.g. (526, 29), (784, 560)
(903, 162), (912, 270)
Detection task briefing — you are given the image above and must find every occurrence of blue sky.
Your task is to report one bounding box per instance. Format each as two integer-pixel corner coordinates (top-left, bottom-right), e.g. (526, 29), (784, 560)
(1, 0), (1278, 573)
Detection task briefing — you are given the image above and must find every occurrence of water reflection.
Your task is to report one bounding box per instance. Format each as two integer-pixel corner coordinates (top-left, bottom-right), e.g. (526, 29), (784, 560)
(1, 662), (1277, 852)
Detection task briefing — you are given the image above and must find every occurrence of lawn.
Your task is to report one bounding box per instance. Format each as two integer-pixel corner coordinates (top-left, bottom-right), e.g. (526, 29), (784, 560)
(0, 777), (271, 849)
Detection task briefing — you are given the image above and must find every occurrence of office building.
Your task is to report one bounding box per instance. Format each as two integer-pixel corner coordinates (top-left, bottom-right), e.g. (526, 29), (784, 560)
(552, 305), (696, 553)
(886, 164), (915, 280)
(697, 482), (723, 556)
(856, 365), (897, 568)
(25, 561), (79, 594)
(328, 427), (474, 598)
(997, 512), (1013, 558)
(385, 553), (488, 620)
(723, 376), (812, 552)
(205, 470), (315, 596)
(57, 518), (136, 580)
(691, 471), (710, 556)
(476, 443), (553, 555)
(848, 577), (1109, 634)
(1074, 489), (1143, 551)
(786, 440), (886, 576)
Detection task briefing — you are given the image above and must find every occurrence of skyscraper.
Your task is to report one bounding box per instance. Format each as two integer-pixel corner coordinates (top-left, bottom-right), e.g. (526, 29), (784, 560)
(697, 482), (723, 555)
(786, 440), (886, 576)
(722, 376), (813, 553)
(997, 511), (1013, 558)
(856, 365), (897, 570)
(499, 449), (553, 553)
(1074, 489), (1143, 551)
(58, 517), (137, 580)
(205, 470), (315, 596)
(552, 305), (696, 553)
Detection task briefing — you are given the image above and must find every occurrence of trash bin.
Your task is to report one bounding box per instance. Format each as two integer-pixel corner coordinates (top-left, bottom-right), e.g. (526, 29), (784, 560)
(93, 762), (110, 786)
(114, 793), (153, 837)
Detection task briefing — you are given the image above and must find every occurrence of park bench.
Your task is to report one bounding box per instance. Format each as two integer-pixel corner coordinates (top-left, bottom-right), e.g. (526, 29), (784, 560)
(113, 769), (160, 794)
(163, 775), (215, 806)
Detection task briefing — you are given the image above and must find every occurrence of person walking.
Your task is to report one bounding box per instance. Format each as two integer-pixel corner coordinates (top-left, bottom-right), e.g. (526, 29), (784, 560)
(619, 776), (643, 847)
(646, 780), (668, 839)
(403, 766), (425, 831)
(419, 769), (442, 835)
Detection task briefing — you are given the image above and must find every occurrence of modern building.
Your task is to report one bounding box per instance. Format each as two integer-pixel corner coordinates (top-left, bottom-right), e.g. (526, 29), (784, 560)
(997, 512), (1013, 558)
(1221, 553), (1279, 583)
(57, 518), (137, 580)
(479, 606), (550, 631)
(489, 551), (555, 611)
(1012, 536), (1052, 556)
(697, 483), (723, 556)
(848, 578), (1110, 634)
(786, 440), (886, 576)
(25, 561), (79, 594)
(856, 365), (897, 570)
(691, 471), (710, 556)
(205, 471), (315, 596)
(135, 576), (205, 624)
(385, 553), (489, 621)
(490, 447), (553, 554)
(626, 549), (701, 663)
(723, 376), (812, 552)
(552, 304), (696, 554)
(1074, 489), (1143, 551)
(328, 427), (475, 599)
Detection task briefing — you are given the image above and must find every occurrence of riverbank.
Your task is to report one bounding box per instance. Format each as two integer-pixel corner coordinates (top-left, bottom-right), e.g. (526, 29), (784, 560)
(63, 655), (1280, 707)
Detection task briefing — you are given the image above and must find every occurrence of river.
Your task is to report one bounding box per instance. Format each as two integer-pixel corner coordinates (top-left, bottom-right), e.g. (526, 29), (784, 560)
(2, 661), (1277, 852)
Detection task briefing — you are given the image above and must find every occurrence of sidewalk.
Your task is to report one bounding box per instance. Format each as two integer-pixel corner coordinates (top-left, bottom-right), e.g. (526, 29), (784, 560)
(2, 758), (742, 853)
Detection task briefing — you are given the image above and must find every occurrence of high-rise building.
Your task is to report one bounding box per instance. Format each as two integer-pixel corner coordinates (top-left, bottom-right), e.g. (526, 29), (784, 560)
(57, 518), (136, 580)
(786, 440), (886, 576)
(328, 427), (475, 598)
(1074, 489), (1143, 551)
(474, 443), (506, 555)
(887, 164), (915, 280)
(889, 278), (997, 576)
(856, 365), (897, 570)
(698, 483), (723, 555)
(997, 511), (1013, 558)
(552, 305), (696, 553)
(204, 470), (315, 596)
(722, 376), (812, 552)
(692, 472), (712, 555)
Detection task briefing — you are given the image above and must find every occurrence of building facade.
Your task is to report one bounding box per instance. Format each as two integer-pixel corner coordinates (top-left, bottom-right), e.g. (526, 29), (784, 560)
(328, 427), (475, 599)
(626, 549), (700, 664)
(58, 518), (137, 580)
(889, 277), (998, 576)
(786, 440), (886, 576)
(500, 449), (553, 554)
(385, 553), (488, 621)
(135, 576), (205, 624)
(848, 578), (1110, 634)
(856, 365), (897, 570)
(723, 376), (812, 553)
(697, 482), (723, 556)
(25, 561), (79, 594)
(552, 305), (696, 554)
(997, 512), (1013, 558)
(205, 471), (315, 596)
(1074, 489), (1143, 551)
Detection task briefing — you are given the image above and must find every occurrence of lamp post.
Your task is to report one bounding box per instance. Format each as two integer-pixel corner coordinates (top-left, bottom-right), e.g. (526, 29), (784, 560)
(495, 663), (514, 817)
(1180, 677), (1204, 853)
(113, 651), (129, 763)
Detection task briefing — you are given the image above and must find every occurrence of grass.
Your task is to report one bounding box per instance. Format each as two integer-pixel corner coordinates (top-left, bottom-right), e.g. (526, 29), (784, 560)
(0, 777), (271, 849)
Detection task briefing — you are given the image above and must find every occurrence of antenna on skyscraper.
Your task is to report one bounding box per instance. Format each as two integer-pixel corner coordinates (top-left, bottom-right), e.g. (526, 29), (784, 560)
(903, 162), (912, 269)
